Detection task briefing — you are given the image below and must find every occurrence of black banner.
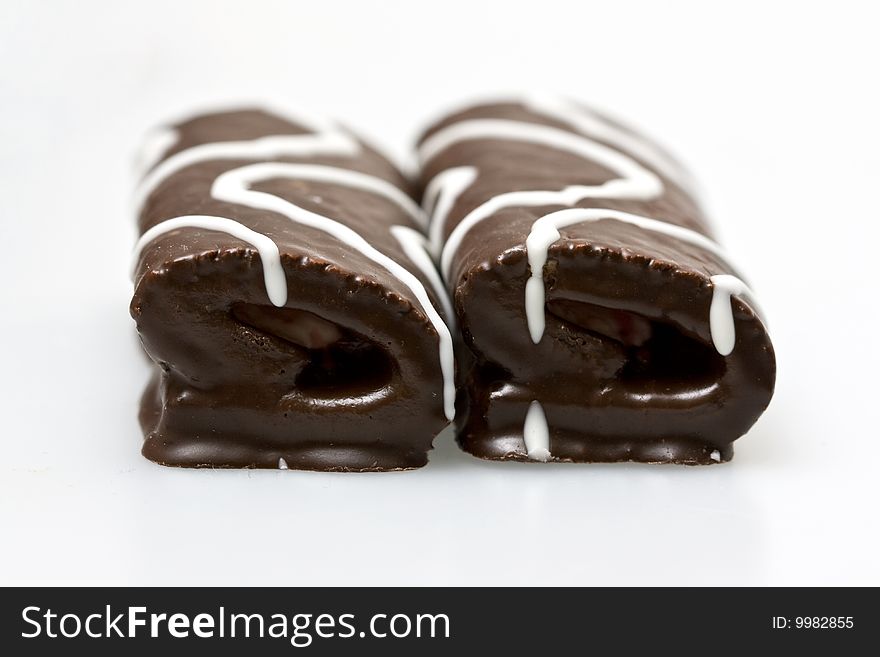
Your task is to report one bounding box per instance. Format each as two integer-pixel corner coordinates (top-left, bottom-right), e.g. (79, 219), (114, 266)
(0, 587), (874, 654)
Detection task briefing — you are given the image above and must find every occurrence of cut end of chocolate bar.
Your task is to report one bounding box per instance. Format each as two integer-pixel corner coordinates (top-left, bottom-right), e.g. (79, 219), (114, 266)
(232, 303), (344, 350)
(547, 298), (727, 392)
(548, 299), (652, 347)
(231, 303), (396, 398)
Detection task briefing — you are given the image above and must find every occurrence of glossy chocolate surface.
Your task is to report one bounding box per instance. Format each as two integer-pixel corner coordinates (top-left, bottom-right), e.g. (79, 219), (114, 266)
(418, 101), (776, 464)
(132, 110), (450, 471)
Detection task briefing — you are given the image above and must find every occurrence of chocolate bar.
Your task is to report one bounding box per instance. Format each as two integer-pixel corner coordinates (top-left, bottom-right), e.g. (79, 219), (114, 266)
(131, 107), (454, 471)
(417, 96), (776, 463)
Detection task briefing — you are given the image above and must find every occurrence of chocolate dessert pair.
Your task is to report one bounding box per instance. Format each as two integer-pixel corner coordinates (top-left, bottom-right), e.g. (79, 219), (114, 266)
(130, 98), (775, 470)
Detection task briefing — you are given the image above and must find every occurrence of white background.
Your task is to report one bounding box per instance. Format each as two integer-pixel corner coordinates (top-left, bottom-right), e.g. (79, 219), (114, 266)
(1, 0), (878, 586)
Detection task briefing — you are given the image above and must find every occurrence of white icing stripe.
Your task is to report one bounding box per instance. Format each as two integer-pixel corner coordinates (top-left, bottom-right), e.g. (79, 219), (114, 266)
(134, 112), (456, 420)
(414, 93), (695, 193)
(525, 208), (752, 346)
(134, 102), (347, 184)
(423, 166), (478, 256)
(391, 226), (456, 416)
(419, 119), (663, 198)
(419, 119), (662, 280)
(133, 132), (359, 216)
(709, 274), (759, 356)
(419, 98), (762, 355)
(521, 95), (698, 195)
(134, 126), (179, 178)
(212, 163), (456, 421)
(132, 103), (362, 215)
(131, 215), (288, 307)
(523, 400), (550, 461)
(225, 162), (428, 229)
(390, 225), (455, 325)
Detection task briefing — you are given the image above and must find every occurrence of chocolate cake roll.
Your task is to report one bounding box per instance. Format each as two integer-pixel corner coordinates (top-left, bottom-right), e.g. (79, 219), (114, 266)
(417, 96), (775, 464)
(131, 106), (454, 471)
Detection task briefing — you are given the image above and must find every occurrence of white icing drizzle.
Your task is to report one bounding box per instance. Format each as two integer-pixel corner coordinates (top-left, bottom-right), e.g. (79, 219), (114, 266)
(131, 215), (288, 307)
(133, 112), (456, 421)
(390, 225), (456, 414)
(521, 94), (698, 195)
(390, 225), (455, 325)
(133, 132), (359, 216)
(709, 274), (758, 356)
(422, 166), (478, 256)
(525, 208), (747, 345)
(278, 457), (289, 470)
(211, 162), (455, 421)
(417, 93), (695, 194)
(523, 400), (550, 461)
(134, 161), (456, 421)
(220, 162), (429, 229)
(134, 126), (179, 179)
(709, 450), (721, 463)
(419, 97), (761, 355)
(419, 119), (663, 280)
(132, 106), (361, 216)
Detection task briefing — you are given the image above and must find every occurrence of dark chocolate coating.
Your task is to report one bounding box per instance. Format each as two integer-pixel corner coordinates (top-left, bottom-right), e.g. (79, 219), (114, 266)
(131, 110), (451, 471)
(418, 102), (776, 464)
